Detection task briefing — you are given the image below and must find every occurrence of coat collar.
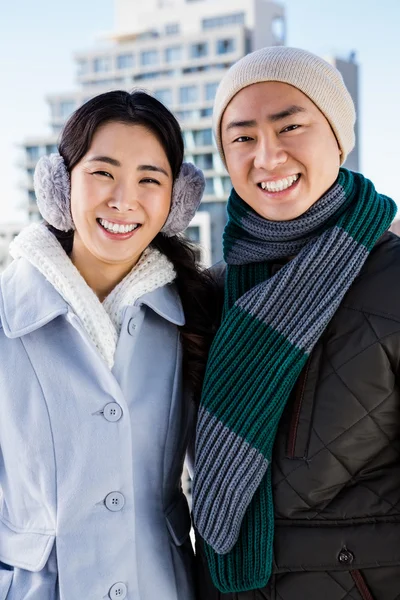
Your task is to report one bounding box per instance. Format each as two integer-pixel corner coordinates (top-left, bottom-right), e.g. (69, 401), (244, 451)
(135, 283), (185, 326)
(0, 258), (185, 339)
(0, 258), (68, 338)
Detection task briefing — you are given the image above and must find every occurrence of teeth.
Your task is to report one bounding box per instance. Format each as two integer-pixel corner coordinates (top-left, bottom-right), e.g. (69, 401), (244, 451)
(99, 219), (139, 233)
(260, 174), (299, 192)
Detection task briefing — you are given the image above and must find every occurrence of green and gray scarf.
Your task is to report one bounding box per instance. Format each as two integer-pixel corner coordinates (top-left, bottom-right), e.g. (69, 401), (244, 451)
(192, 168), (396, 593)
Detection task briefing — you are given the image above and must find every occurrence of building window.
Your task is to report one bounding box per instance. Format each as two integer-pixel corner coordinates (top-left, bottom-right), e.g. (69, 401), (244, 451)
(50, 103), (58, 119)
(154, 88), (173, 106)
(93, 57), (111, 73)
(28, 190), (37, 205)
(201, 107), (213, 118)
(134, 70), (172, 81)
(165, 23), (180, 35)
(202, 12), (245, 30)
(116, 53), (134, 69)
(51, 125), (63, 135)
(222, 176), (232, 194)
(216, 39), (236, 55)
(194, 153), (214, 170)
(180, 85), (198, 104)
(77, 60), (88, 75)
(193, 128), (213, 146)
(26, 146), (40, 162)
(183, 66), (208, 74)
(165, 46), (182, 63)
(186, 225), (200, 243)
(60, 101), (76, 119)
(190, 42), (208, 59)
(46, 144), (58, 154)
(175, 109), (199, 121)
(204, 178), (215, 195)
(272, 16), (285, 44)
(140, 50), (159, 66)
(205, 82), (219, 101)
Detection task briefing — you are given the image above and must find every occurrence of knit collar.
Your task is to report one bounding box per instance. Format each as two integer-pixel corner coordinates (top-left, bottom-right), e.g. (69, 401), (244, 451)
(6, 223), (177, 368)
(223, 168), (355, 265)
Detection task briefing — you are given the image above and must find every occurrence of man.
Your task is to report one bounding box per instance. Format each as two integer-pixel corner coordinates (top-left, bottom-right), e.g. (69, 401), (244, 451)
(192, 46), (400, 599)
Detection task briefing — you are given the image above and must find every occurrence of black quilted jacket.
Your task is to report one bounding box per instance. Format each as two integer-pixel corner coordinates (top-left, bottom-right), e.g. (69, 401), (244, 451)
(195, 231), (400, 600)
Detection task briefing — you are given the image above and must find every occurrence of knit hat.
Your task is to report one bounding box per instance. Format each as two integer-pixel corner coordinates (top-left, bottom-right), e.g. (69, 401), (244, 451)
(213, 46), (356, 166)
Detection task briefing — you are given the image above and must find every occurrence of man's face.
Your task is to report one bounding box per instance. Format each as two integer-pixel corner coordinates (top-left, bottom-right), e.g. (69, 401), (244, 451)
(221, 81), (342, 221)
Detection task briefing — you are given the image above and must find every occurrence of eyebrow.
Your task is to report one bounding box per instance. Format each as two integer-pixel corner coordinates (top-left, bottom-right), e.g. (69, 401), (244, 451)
(137, 164), (169, 177)
(225, 105), (307, 130)
(268, 105), (306, 123)
(88, 155), (121, 166)
(88, 156), (169, 177)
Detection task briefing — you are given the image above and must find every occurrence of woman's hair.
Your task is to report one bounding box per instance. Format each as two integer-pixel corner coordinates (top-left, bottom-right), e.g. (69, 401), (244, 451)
(49, 89), (219, 400)
(59, 89), (183, 178)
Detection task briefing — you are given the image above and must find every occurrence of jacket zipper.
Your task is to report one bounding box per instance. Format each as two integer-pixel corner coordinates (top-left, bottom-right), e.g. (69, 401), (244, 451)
(350, 570), (375, 600)
(286, 357), (312, 459)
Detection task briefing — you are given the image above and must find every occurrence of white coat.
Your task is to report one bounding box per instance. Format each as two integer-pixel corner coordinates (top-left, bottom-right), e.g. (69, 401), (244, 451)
(0, 257), (195, 600)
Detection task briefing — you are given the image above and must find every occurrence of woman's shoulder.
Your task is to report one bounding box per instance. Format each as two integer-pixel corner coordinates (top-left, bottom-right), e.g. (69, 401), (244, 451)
(0, 257), (67, 339)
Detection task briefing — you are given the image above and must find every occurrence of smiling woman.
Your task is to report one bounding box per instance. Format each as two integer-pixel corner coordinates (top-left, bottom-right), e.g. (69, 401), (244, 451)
(0, 90), (218, 600)
(69, 121), (174, 300)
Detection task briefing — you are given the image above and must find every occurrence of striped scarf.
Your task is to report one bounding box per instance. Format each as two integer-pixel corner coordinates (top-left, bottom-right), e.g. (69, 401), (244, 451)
(192, 168), (397, 593)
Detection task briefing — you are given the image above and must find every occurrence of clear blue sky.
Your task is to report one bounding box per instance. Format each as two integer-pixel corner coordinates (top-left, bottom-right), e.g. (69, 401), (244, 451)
(1, 0), (399, 222)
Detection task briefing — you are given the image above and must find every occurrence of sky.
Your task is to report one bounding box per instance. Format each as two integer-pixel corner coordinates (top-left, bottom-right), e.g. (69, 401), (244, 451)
(1, 0), (399, 223)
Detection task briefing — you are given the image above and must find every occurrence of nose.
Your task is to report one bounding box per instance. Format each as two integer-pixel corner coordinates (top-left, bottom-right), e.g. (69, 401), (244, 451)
(107, 183), (139, 212)
(253, 135), (287, 171)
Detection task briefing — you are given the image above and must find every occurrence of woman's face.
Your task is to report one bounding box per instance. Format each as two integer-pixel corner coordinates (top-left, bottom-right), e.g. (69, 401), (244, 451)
(70, 121), (173, 283)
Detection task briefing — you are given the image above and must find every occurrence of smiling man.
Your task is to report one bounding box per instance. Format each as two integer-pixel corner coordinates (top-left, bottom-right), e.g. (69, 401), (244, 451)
(192, 47), (400, 600)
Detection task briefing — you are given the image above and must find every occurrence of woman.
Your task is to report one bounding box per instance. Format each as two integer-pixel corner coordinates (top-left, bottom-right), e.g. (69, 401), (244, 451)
(0, 90), (214, 599)
(193, 47), (400, 599)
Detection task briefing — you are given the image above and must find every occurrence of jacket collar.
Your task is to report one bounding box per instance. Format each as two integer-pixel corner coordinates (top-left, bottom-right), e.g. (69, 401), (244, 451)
(0, 258), (184, 338)
(0, 258), (68, 338)
(135, 283), (185, 326)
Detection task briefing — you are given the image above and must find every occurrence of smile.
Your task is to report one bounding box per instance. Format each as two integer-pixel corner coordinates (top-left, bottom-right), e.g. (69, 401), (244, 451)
(258, 174), (300, 193)
(98, 219), (141, 234)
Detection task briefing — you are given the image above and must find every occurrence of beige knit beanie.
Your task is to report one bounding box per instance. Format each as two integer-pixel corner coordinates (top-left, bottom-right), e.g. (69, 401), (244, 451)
(213, 46), (356, 166)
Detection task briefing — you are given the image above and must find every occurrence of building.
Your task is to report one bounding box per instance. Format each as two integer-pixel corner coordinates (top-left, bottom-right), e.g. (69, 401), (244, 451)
(20, 0), (359, 264)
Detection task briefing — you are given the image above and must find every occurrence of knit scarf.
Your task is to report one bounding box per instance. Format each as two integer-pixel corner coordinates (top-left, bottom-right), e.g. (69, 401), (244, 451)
(9, 222), (176, 368)
(192, 168), (397, 593)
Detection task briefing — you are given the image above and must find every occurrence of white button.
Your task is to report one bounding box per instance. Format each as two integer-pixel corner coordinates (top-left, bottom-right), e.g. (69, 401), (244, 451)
(109, 582), (127, 599)
(103, 403), (123, 422)
(105, 492), (125, 512)
(127, 318), (137, 335)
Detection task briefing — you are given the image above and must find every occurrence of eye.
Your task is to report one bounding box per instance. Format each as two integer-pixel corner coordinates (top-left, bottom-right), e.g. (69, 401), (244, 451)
(140, 177), (160, 185)
(280, 124), (300, 133)
(93, 170), (113, 178)
(233, 136), (253, 143)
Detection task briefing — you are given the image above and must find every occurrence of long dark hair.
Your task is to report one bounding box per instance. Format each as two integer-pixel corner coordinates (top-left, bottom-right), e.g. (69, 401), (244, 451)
(50, 90), (219, 400)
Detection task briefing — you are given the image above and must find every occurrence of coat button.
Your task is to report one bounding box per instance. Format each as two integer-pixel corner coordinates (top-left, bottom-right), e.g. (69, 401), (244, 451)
(105, 492), (125, 512)
(103, 403), (123, 422)
(338, 548), (354, 565)
(127, 318), (137, 335)
(109, 582), (127, 599)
